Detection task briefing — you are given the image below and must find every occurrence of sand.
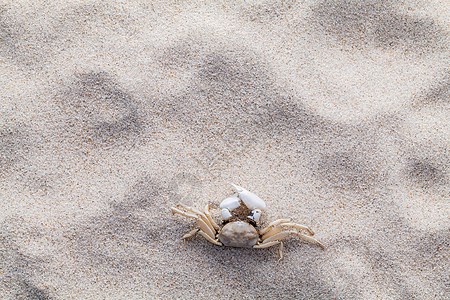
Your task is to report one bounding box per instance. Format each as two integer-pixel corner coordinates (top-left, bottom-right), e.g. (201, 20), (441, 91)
(0, 0), (448, 299)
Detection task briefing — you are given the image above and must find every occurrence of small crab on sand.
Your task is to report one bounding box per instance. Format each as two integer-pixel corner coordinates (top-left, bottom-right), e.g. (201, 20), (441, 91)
(171, 184), (325, 260)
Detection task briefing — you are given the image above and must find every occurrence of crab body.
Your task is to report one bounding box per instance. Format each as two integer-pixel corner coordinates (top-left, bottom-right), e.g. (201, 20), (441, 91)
(218, 221), (259, 248)
(171, 184), (325, 260)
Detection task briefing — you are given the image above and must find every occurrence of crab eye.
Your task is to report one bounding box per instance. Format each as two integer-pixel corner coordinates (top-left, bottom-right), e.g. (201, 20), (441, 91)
(247, 209), (262, 222)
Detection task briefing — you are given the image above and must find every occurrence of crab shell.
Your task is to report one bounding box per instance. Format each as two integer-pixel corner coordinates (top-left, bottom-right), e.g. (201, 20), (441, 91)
(218, 221), (259, 248)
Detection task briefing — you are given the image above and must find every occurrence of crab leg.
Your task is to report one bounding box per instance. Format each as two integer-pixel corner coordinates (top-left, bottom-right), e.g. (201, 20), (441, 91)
(195, 218), (216, 239)
(261, 230), (294, 244)
(279, 241), (284, 261)
(176, 203), (205, 216)
(259, 229), (325, 259)
(259, 219), (291, 235)
(278, 223), (315, 236)
(261, 228), (325, 248)
(261, 226), (282, 241)
(198, 231), (223, 246)
(253, 240), (281, 249)
(253, 240), (284, 260)
(294, 232), (326, 249)
(176, 203), (215, 231)
(182, 229), (199, 239)
(172, 204), (217, 240)
(171, 207), (198, 219)
(204, 204), (220, 231)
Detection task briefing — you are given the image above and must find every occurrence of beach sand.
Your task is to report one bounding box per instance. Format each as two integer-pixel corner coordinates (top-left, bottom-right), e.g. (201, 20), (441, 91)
(0, 1), (448, 299)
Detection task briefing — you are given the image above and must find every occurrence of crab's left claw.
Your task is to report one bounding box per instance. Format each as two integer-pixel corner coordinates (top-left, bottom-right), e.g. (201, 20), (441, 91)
(220, 194), (241, 220)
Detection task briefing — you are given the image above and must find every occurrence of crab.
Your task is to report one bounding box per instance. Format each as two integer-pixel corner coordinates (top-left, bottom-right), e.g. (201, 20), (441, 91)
(171, 184), (325, 260)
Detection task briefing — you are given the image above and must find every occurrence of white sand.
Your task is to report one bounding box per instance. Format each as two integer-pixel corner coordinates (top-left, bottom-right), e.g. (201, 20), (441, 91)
(0, 0), (448, 299)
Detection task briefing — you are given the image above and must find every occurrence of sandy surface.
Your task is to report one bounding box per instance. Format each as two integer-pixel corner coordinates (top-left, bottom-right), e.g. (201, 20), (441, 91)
(0, 0), (448, 299)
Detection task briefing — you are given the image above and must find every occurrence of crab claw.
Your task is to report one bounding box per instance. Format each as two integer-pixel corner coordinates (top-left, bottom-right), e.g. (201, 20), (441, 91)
(231, 184), (267, 211)
(220, 195), (241, 210)
(221, 208), (233, 220)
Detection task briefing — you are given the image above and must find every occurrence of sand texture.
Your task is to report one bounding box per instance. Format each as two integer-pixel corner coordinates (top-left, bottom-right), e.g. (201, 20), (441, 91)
(0, 1), (448, 299)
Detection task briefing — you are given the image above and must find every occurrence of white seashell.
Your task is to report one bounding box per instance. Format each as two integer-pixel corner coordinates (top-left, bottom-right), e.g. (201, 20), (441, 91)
(248, 209), (262, 222)
(221, 208), (232, 220)
(219, 195), (241, 211)
(231, 184), (267, 211)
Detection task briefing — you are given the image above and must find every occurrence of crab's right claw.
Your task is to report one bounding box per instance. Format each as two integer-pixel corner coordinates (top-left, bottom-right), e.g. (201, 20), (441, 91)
(231, 183), (267, 211)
